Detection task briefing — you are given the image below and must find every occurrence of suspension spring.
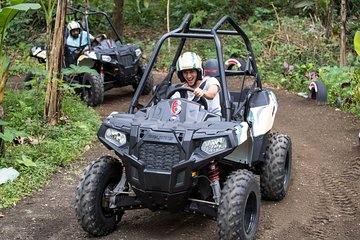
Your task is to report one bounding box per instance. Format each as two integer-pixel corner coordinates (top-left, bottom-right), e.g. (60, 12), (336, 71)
(207, 159), (220, 181)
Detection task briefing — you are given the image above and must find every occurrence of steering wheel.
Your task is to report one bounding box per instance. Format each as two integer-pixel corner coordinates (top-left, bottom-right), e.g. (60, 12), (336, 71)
(72, 44), (89, 59)
(165, 86), (208, 110)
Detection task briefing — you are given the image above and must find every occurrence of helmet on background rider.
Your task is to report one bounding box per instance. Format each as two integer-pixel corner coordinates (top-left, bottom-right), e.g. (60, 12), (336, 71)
(67, 21), (81, 38)
(176, 52), (203, 82)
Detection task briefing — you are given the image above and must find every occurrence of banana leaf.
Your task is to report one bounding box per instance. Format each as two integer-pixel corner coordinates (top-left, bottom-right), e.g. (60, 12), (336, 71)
(355, 31), (360, 56)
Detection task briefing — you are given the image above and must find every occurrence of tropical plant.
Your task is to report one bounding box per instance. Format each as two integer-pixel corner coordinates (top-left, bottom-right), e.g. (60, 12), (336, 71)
(0, 0), (40, 155)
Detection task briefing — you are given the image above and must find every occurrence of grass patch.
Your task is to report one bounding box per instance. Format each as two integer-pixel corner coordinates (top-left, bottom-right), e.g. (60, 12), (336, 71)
(0, 90), (101, 209)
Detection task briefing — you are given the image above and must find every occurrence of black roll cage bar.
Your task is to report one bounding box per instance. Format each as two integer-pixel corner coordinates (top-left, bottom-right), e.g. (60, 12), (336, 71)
(66, 5), (123, 51)
(129, 14), (262, 121)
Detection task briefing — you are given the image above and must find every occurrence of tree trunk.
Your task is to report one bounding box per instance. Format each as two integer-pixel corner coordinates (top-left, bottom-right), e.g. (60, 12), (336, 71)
(325, 0), (334, 39)
(340, 0), (347, 67)
(44, 0), (67, 125)
(314, 1), (319, 20)
(113, 0), (124, 37)
(167, 0), (170, 51)
(45, 25), (52, 72)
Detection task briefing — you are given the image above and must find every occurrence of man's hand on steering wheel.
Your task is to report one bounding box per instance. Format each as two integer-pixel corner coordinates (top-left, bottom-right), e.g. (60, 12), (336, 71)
(165, 86), (208, 110)
(193, 88), (206, 98)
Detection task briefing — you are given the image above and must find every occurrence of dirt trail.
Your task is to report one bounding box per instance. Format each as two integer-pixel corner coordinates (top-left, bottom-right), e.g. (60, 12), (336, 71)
(0, 76), (359, 240)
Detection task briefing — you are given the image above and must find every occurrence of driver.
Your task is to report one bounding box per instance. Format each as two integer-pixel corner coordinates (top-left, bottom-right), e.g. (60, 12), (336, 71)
(66, 21), (106, 55)
(173, 52), (221, 116)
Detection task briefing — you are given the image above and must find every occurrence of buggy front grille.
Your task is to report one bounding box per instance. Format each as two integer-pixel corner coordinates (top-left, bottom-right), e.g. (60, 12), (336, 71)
(139, 143), (180, 171)
(118, 55), (133, 66)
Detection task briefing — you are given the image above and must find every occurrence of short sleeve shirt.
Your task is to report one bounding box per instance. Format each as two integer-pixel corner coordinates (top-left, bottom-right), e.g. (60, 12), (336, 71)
(172, 76), (222, 116)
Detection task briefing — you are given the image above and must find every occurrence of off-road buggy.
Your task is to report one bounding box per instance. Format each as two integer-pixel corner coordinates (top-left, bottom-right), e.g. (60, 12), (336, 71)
(27, 5), (153, 106)
(75, 14), (292, 239)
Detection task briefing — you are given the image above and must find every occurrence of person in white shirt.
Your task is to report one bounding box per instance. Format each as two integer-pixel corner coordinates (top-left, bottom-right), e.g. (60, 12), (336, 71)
(173, 52), (221, 116)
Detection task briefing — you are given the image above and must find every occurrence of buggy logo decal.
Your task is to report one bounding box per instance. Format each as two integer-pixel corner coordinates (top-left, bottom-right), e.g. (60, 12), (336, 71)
(171, 100), (182, 115)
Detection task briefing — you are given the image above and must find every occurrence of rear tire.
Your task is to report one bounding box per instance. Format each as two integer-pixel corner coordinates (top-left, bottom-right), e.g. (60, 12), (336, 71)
(82, 73), (104, 106)
(260, 133), (292, 201)
(218, 169), (260, 240)
(132, 62), (154, 95)
(75, 156), (124, 236)
(308, 80), (327, 105)
(23, 71), (33, 90)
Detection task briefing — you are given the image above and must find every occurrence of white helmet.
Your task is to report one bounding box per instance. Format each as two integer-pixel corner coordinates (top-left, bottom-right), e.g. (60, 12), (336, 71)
(67, 21), (80, 31)
(176, 52), (203, 82)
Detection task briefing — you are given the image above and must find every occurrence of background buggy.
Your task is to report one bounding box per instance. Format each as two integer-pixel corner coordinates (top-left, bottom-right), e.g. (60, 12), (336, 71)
(27, 5), (154, 106)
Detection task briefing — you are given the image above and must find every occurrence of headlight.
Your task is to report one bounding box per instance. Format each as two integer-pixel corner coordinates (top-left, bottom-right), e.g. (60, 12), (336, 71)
(201, 137), (227, 154)
(101, 55), (112, 62)
(105, 128), (127, 147)
(135, 48), (142, 57)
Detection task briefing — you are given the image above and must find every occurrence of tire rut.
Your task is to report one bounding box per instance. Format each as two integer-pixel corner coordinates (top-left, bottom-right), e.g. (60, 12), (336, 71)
(303, 191), (335, 240)
(302, 156), (360, 240)
(321, 168), (358, 219)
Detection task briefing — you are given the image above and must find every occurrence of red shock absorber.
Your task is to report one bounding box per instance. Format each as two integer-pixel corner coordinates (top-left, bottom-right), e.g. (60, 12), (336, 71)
(207, 158), (220, 181)
(100, 64), (104, 80)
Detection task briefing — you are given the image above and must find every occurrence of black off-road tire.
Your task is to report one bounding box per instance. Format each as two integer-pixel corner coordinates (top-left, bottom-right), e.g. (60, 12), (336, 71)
(23, 71), (34, 89)
(82, 73), (104, 107)
(132, 63), (154, 95)
(75, 156), (124, 236)
(23, 71), (46, 90)
(308, 80), (327, 105)
(260, 133), (292, 201)
(218, 169), (261, 240)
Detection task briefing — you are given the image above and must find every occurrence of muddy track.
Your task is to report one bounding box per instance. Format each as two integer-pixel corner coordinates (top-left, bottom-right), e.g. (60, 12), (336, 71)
(0, 74), (359, 240)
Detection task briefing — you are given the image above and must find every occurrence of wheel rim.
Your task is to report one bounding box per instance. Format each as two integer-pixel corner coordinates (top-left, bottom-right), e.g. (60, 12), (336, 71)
(84, 85), (92, 102)
(283, 151), (291, 189)
(101, 181), (117, 218)
(244, 191), (258, 234)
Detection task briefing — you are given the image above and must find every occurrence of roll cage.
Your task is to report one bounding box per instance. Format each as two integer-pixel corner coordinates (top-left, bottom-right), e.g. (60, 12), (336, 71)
(129, 14), (262, 121)
(66, 5), (123, 51)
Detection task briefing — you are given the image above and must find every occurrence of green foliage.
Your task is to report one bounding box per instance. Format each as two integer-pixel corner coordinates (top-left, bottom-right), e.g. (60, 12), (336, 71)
(0, 120), (27, 142)
(0, 1), (41, 56)
(124, 0), (164, 28)
(62, 64), (99, 77)
(62, 64), (96, 94)
(318, 66), (360, 115)
(3, 12), (35, 46)
(172, 0), (218, 27)
(0, 90), (101, 209)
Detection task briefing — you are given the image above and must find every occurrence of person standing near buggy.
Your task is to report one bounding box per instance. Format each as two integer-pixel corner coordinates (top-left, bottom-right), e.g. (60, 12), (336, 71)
(174, 52), (222, 115)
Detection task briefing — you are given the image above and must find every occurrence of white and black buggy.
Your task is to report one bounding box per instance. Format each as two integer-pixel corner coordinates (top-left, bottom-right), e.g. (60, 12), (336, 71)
(27, 5), (153, 106)
(75, 14), (292, 240)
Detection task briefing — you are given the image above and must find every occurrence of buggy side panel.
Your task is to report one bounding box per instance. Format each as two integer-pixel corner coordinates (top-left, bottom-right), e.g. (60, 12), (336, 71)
(248, 90), (277, 137)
